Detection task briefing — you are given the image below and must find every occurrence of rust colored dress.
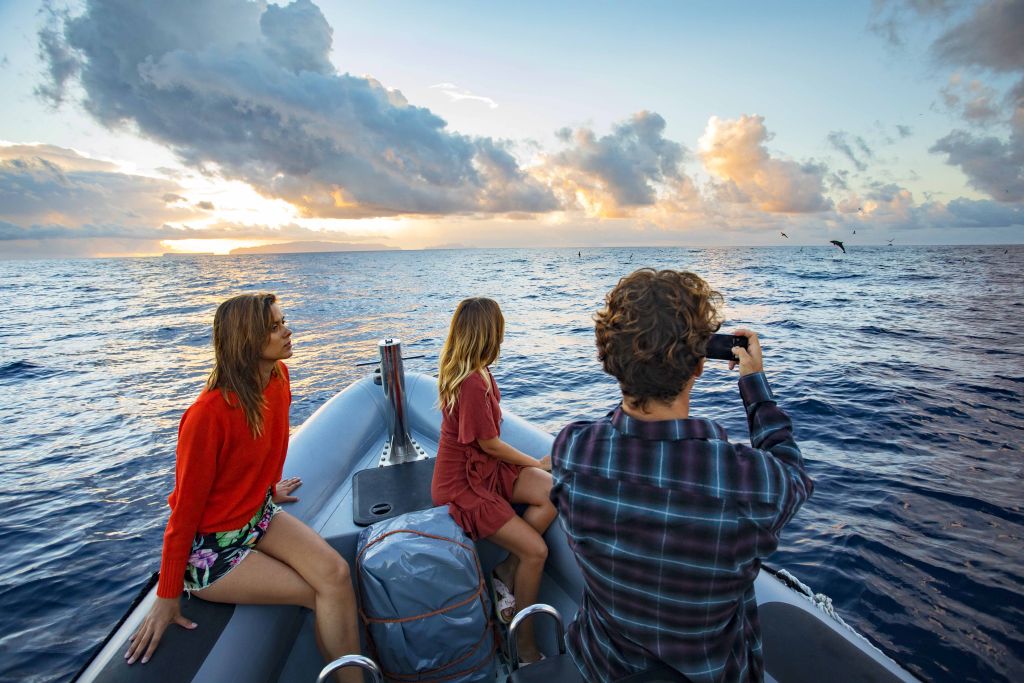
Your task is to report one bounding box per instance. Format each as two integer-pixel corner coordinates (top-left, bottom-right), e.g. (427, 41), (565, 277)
(431, 369), (522, 540)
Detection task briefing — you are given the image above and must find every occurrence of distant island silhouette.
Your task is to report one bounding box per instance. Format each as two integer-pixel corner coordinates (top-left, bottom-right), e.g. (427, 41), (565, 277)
(228, 241), (398, 255)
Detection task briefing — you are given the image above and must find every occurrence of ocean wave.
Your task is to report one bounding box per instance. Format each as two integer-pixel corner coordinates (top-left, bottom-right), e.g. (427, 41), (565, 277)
(0, 360), (60, 384)
(1, 246), (1021, 682)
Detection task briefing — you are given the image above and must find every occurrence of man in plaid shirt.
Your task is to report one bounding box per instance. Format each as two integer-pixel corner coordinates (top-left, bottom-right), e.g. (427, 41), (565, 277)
(551, 269), (813, 682)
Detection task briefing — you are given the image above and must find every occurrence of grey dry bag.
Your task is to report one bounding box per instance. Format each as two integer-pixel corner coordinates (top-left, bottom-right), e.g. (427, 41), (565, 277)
(355, 506), (496, 682)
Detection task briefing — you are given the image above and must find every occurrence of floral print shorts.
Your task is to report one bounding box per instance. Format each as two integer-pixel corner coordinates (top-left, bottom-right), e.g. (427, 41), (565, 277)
(183, 491), (281, 594)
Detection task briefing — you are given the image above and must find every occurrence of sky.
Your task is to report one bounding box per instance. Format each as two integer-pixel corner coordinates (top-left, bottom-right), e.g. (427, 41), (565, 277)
(0, 0), (1022, 258)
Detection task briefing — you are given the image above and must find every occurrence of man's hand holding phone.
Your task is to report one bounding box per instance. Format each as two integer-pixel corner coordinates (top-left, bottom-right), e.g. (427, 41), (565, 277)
(728, 329), (763, 377)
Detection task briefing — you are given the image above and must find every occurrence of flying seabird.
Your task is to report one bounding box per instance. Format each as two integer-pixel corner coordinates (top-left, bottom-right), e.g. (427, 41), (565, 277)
(830, 240), (846, 253)
(780, 231), (789, 238)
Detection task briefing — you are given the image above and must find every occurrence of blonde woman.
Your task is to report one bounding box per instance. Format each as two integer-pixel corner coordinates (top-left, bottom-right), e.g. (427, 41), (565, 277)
(125, 293), (361, 683)
(431, 297), (556, 665)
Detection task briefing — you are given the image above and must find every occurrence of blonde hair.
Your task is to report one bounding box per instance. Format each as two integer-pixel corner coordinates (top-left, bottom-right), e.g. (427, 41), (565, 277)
(438, 297), (504, 412)
(205, 293), (279, 438)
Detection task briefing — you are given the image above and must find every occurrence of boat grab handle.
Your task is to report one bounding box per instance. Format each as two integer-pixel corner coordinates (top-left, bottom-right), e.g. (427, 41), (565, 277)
(316, 654), (383, 683)
(508, 603), (567, 671)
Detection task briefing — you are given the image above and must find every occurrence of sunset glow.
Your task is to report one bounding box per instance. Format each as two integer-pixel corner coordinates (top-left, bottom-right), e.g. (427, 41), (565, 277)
(0, 0), (1020, 260)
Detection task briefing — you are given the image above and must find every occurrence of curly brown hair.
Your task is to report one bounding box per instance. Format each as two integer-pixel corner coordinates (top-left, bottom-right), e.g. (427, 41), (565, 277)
(595, 269), (724, 410)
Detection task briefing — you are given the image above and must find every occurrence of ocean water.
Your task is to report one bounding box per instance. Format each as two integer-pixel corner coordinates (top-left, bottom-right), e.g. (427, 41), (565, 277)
(0, 246), (1021, 682)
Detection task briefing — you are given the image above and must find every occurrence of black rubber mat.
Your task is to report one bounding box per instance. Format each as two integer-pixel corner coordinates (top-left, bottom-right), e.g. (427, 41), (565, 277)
(86, 596), (235, 682)
(352, 458), (437, 526)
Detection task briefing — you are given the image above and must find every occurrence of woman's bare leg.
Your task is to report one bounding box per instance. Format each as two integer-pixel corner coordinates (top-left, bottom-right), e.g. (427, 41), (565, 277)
(256, 512), (362, 683)
(487, 515), (548, 663)
(196, 512), (361, 683)
(494, 468), (556, 595)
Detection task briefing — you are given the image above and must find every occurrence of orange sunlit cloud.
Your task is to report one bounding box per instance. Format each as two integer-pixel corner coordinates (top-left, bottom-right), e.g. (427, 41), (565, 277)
(698, 115), (831, 214)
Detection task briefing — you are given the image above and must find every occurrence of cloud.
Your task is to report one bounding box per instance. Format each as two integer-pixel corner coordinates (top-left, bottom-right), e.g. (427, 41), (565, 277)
(37, 0), (556, 219)
(35, 4), (80, 106)
(699, 115), (832, 213)
(931, 0), (1024, 73)
(0, 143), (200, 228)
(0, 216), (386, 243)
(0, 143), (395, 260)
(868, 1), (1024, 203)
(930, 118), (1024, 201)
(540, 111), (691, 217)
(827, 131), (875, 171)
(940, 74), (1002, 124)
(927, 1), (1024, 200)
(943, 197), (1024, 227)
(867, 0), (959, 48)
(430, 83), (499, 109)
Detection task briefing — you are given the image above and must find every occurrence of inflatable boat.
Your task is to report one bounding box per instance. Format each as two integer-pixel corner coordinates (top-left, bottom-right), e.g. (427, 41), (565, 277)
(74, 340), (919, 682)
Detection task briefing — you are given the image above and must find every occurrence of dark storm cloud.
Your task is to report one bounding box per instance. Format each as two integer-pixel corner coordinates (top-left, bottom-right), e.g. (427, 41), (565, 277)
(36, 0), (557, 218)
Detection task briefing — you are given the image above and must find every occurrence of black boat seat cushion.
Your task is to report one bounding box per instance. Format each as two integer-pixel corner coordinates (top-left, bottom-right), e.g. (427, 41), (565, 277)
(89, 597), (235, 682)
(352, 458), (436, 526)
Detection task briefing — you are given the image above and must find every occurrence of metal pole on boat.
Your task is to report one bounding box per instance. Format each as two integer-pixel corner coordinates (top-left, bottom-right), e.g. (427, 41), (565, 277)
(378, 338), (417, 463)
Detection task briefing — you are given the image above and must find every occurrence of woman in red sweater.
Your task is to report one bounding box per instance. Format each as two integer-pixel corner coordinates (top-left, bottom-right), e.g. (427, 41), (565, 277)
(125, 293), (360, 682)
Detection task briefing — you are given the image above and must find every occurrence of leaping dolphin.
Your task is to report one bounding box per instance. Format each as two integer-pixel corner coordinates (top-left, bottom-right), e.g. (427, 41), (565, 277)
(830, 240), (846, 253)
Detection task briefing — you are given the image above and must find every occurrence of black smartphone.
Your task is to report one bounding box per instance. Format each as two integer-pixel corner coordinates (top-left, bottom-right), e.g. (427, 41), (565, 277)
(705, 334), (748, 361)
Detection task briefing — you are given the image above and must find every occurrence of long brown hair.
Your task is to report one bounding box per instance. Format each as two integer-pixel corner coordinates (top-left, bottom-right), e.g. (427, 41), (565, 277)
(437, 297), (504, 412)
(595, 269), (723, 410)
(205, 292), (279, 438)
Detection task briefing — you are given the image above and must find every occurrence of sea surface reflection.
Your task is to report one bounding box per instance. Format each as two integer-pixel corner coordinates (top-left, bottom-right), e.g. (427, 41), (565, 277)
(0, 246), (1021, 681)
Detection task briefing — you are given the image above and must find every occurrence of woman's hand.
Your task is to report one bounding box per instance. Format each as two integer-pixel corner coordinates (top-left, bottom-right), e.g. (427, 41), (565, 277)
(536, 455), (552, 472)
(125, 596), (196, 664)
(272, 476), (302, 503)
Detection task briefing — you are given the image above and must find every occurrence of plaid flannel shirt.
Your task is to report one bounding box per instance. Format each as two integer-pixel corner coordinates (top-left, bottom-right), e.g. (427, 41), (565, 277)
(551, 372), (813, 683)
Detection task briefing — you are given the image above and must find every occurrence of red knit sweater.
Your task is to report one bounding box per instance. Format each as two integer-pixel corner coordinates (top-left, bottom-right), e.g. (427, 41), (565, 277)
(157, 363), (291, 598)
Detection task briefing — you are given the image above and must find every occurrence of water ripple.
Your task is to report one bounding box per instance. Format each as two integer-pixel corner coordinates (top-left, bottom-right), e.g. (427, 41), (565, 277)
(0, 246), (1022, 681)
